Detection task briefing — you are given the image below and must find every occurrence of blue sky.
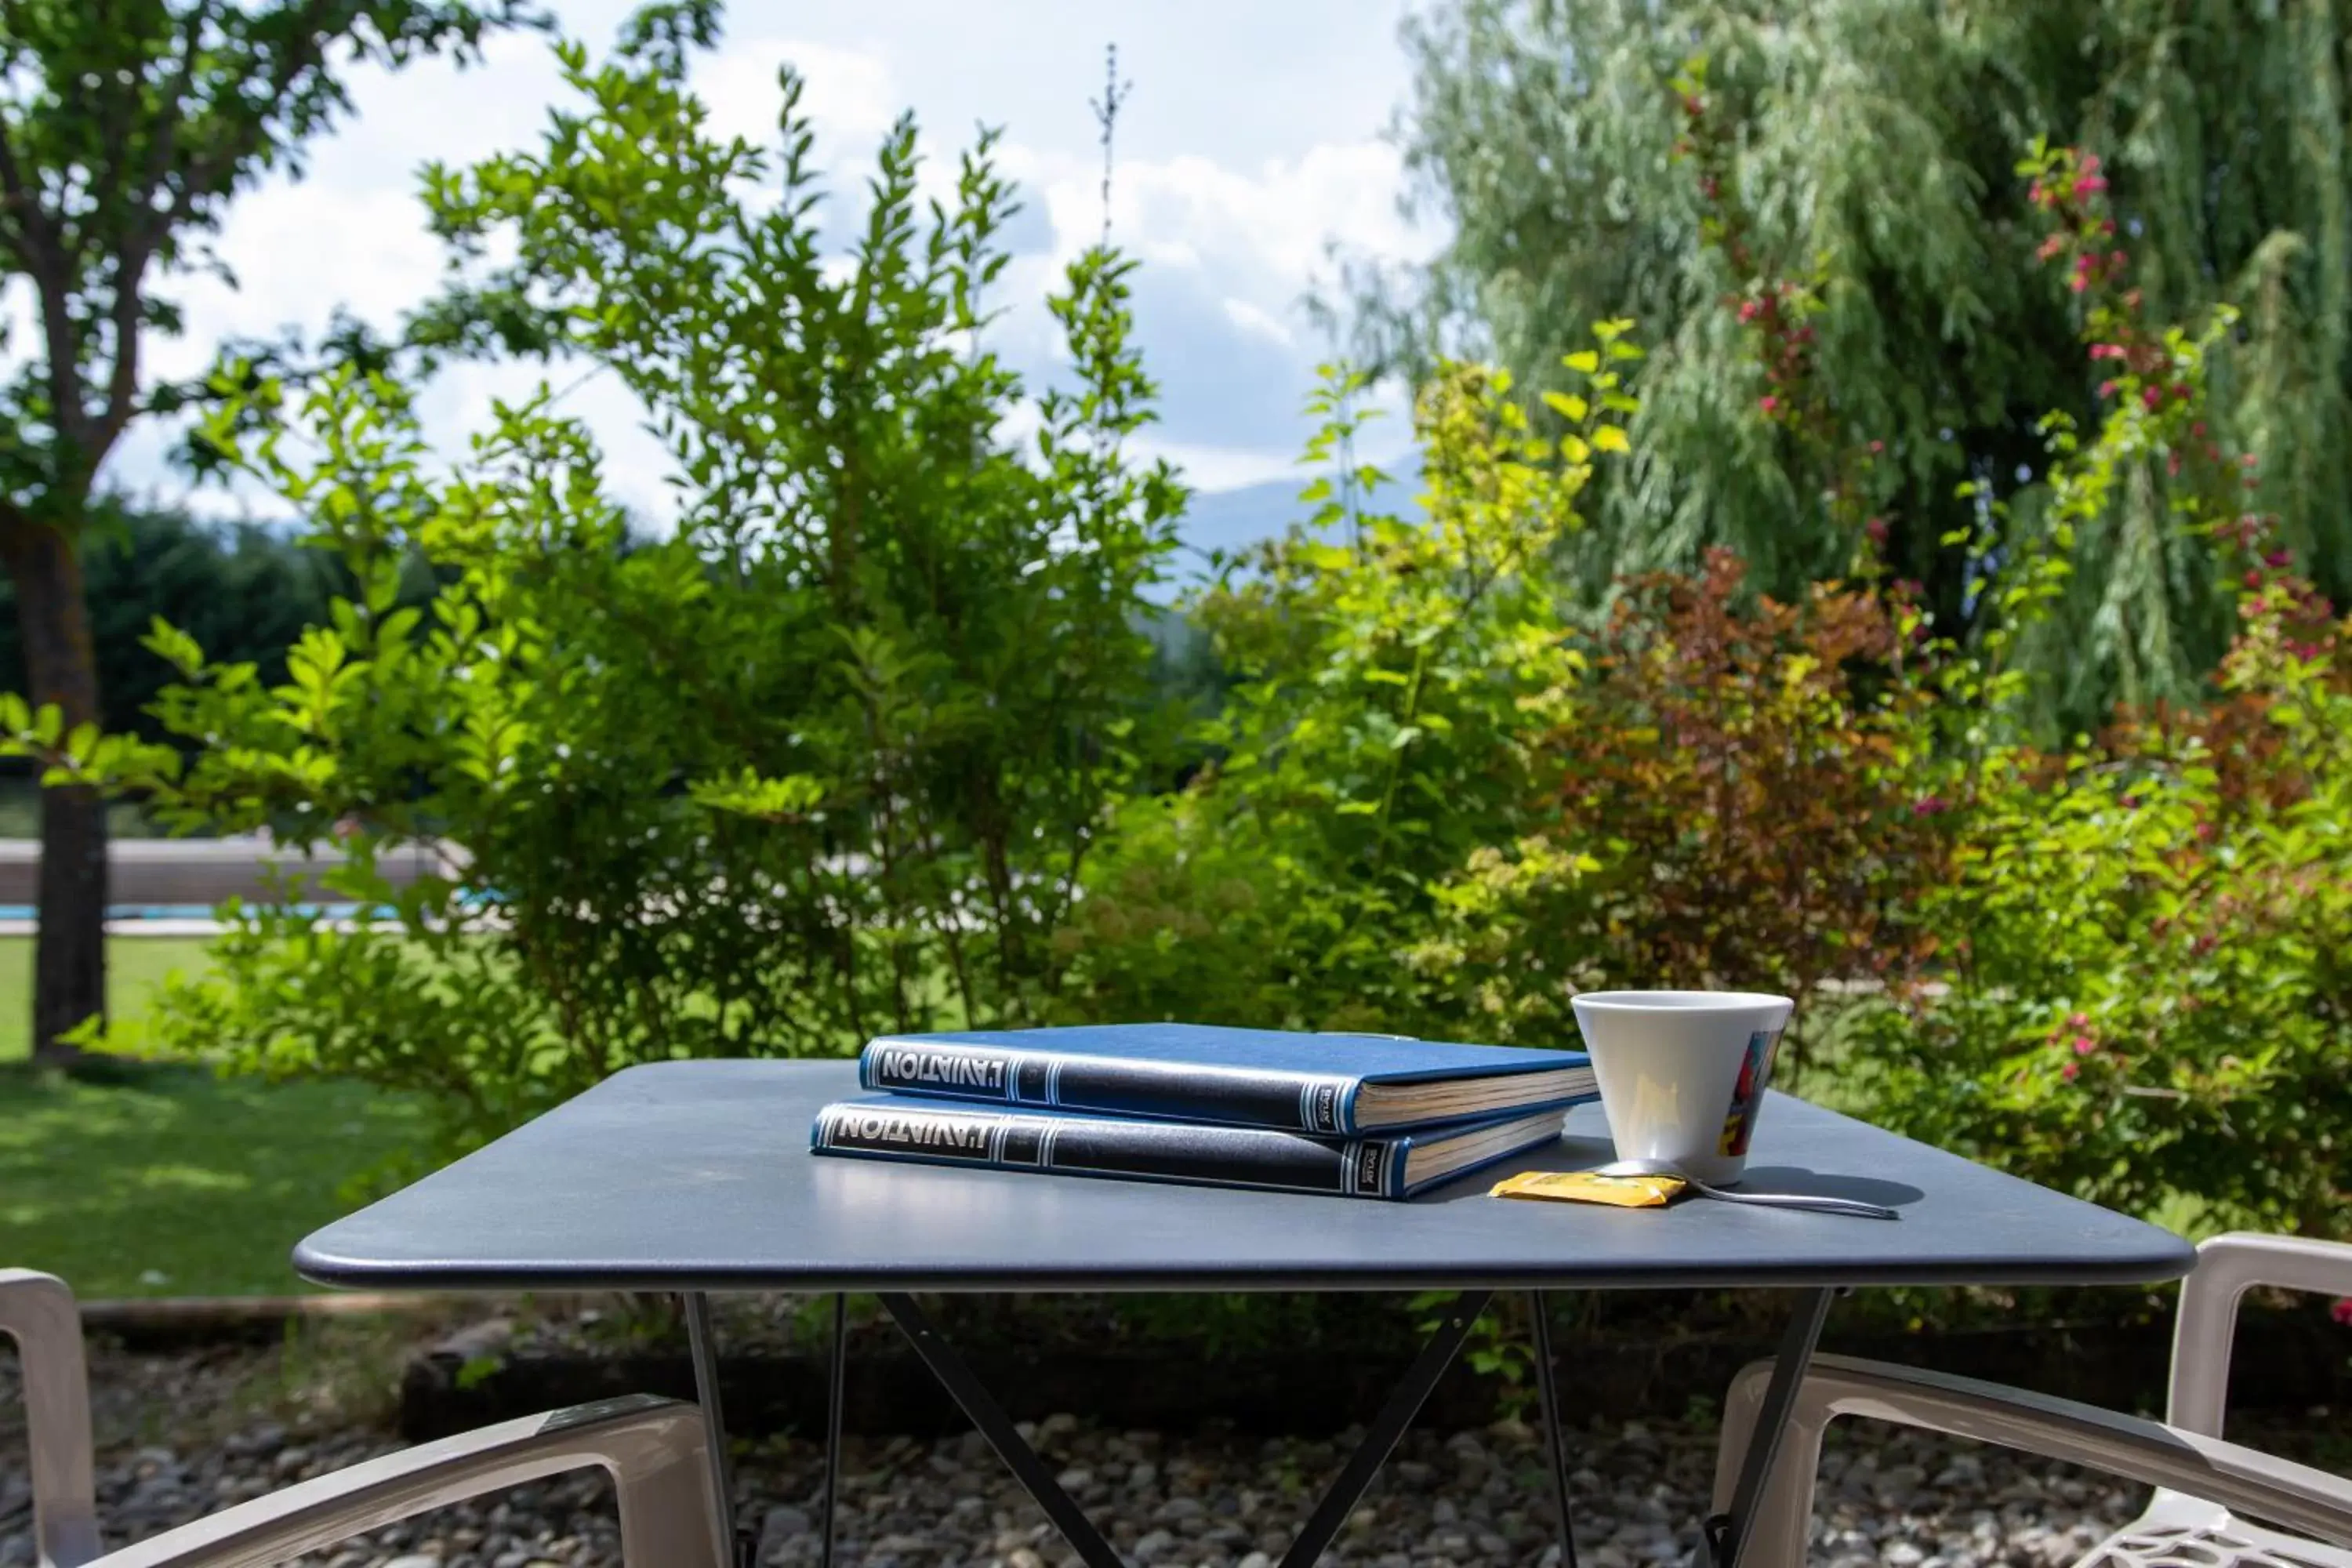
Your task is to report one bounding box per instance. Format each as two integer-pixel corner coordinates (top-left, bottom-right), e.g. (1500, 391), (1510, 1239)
(82, 0), (1436, 524)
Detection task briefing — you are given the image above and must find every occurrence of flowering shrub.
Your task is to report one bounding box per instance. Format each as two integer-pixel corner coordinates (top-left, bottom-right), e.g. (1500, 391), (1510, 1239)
(1840, 141), (2350, 1236)
(1846, 616), (2350, 1232)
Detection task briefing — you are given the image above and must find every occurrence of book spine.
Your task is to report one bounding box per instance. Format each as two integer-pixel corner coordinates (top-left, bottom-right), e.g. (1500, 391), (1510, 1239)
(859, 1041), (1359, 1134)
(810, 1102), (1400, 1199)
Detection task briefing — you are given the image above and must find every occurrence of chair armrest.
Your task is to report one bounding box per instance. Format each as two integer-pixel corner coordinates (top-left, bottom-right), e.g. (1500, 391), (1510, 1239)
(83, 1394), (727, 1568)
(1712, 1354), (2352, 1568)
(2172, 1232), (2352, 1435)
(2, 1268), (102, 1568)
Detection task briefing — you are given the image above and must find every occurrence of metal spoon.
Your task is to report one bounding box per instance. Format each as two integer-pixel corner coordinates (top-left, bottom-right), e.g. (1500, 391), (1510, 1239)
(1591, 1159), (1900, 1220)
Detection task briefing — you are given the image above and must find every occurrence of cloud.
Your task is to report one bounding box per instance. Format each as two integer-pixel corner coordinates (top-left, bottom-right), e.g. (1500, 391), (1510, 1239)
(71, 12), (1435, 526)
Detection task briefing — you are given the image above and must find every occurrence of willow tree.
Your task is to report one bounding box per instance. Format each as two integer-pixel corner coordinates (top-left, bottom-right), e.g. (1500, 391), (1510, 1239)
(1342, 0), (2352, 729)
(0, 0), (532, 1064)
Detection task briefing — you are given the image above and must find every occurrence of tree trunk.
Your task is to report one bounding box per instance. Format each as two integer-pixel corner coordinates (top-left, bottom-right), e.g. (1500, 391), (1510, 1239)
(0, 511), (107, 1065)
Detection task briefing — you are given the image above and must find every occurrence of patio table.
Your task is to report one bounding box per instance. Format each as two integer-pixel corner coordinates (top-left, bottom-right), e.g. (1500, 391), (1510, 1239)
(293, 1059), (2195, 1568)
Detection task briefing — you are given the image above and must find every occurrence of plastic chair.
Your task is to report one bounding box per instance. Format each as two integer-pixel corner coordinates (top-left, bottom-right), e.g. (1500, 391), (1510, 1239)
(2, 1267), (729, 1568)
(1711, 1233), (2352, 1568)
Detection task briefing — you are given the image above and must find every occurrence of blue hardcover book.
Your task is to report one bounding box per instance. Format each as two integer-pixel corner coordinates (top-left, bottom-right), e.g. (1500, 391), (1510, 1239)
(856, 1022), (1595, 1134)
(809, 1095), (1566, 1201)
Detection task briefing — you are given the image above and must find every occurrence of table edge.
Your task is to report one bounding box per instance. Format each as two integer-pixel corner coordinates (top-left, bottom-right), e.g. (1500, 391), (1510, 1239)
(290, 1238), (2198, 1297)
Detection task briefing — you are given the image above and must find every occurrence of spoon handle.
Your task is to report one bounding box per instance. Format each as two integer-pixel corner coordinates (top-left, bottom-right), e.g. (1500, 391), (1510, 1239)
(1690, 1184), (1900, 1221)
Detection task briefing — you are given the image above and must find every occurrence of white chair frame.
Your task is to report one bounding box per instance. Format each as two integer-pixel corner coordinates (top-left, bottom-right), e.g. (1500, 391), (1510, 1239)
(1710, 1233), (2352, 1568)
(2, 1267), (729, 1568)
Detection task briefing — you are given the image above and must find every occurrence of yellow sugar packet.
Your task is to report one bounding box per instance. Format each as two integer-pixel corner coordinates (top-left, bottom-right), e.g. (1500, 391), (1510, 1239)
(1490, 1169), (1686, 1208)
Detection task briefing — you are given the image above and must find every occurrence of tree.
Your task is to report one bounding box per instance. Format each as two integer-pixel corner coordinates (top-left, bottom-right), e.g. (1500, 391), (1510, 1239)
(1341, 0), (2352, 732)
(5, 2), (1188, 1157)
(0, 0), (534, 1062)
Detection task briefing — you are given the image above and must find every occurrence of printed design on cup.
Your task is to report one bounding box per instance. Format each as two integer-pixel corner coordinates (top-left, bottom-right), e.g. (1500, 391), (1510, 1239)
(1719, 1026), (1783, 1156)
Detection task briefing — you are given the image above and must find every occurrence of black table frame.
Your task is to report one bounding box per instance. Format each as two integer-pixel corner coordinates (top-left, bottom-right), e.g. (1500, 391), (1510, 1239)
(678, 1282), (1835, 1568)
(292, 1067), (2194, 1568)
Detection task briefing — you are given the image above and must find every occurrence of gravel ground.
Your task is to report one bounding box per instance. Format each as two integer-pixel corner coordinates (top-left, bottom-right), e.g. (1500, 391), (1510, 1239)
(0, 1335), (2191, 1568)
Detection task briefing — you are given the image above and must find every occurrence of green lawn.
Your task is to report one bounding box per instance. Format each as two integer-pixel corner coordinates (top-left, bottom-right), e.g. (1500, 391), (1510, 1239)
(0, 935), (215, 1062)
(0, 935), (432, 1298)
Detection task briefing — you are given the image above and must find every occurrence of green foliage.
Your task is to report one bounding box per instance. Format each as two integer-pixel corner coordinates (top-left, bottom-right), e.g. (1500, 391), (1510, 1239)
(1838, 146), (2351, 1234)
(0, 0), (539, 513)
(3, 9), (1183, 1157)
(1346, 0), (2352, 728)
(0, 0), (539, 1060)
(1405, 549), (1956, 1081)
(1058, 334), (1632, 1033)
(1845, 637), (2351, 1234)
(0, 504), (429, 745)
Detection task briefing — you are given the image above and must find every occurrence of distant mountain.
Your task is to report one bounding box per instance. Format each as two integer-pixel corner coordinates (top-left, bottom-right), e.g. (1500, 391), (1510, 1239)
(1155, 453), (1425, 600)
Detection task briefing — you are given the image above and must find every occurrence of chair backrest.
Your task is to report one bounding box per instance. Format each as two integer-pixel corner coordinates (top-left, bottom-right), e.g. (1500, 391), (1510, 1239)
(2169, 1232), (2352, 1439)
(1, 1268), (103, 1568)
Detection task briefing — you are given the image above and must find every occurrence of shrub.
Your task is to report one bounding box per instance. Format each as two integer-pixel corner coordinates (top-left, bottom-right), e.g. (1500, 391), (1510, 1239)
(1845, 568), (2350, 1233)
(1058, 336), (1637, 1034)
(1835, 143), (2350, 1234)
(1404, 548), (1955, 1077)
(8, 16), (1182, 1161)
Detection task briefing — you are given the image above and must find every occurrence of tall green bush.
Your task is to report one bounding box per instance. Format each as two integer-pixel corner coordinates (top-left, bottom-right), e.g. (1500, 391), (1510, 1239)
(7, 9), (1182, 1160)
(1406, 548), (1956, 1082)
(1060, 333), (1635, 1034)
(1841, 144), (2351, 1235)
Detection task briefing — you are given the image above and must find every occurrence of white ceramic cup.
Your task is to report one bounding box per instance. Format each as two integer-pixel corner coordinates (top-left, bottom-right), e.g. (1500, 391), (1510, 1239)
(1570, 989), (1795, 1185)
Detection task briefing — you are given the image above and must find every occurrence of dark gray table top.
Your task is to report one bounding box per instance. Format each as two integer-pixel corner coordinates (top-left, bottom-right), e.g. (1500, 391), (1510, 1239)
(292, 1060), (2194, 1294)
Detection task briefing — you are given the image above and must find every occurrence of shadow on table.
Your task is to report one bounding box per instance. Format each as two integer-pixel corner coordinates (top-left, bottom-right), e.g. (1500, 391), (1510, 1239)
(1430, 1129), (1927, 1210)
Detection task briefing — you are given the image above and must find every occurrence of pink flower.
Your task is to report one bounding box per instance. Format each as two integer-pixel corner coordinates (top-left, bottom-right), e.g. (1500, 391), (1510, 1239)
(2062, 1062), (2080, 1082)
(2078, 153), (2103, 175)
(2073, 1036), (2097, 1056)
(2076, 175), (2109, 196)
(2141, 386), (2164, 411)
(1868, 439), (1885, 454)
(2097, 379), (2118, 398)
(1865, 517), (1889, 543)
(2071, 273), (2092, 294)
(2242, 452), (2259, 466)
(2036, 235), (2066, 263)
(2245, 570), (2265, 589)
(2332, 1298), (2352, 1328)
(1738, 299), (1760, 323)
(2192, 421), (2207, 437)
(1911, 796), (1947, 817)
(2266, 549), (2292, 568)
(2067, 1012), (2089, 1028)
(1759, 395), (1780, 414)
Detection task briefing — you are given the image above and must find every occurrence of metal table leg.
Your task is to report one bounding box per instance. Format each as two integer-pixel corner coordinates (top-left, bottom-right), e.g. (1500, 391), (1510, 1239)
(1275, 1290), (1494, 1568)
(877, 1290), (1495, 1568)
(684, 1292), (752, 1568)
(1527, 1290), (1581, 1568)
(820, 1294), (848, 1568)
(880, 1292), (1125, 1568)
(1704, 1287), (1835, 1568)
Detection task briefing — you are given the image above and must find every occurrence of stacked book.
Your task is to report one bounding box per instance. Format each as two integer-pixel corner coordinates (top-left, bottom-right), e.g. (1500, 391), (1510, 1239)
(808, 1023), (1597, 1202)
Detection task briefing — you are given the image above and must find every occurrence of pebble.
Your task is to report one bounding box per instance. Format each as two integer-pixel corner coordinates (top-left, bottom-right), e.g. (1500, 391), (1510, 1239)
(1, 1351), (2179, 1568)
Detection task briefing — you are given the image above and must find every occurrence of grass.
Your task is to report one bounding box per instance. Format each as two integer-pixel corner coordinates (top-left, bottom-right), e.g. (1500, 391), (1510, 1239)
(0, 1067), (432, 1298)
(0, 935), (215, 1063)
(0, 935), (433, 1298)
